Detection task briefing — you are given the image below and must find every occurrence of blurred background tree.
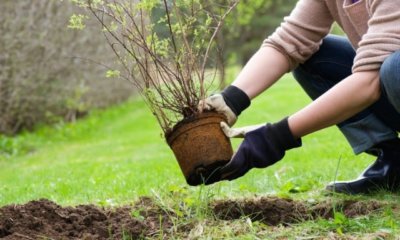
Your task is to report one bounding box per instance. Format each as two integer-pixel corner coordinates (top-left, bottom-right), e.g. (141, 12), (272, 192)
(1, 0), (344, 135)
(218, 0), (298, 87)
(224, 0), (297, 64)
(0, 0), (132, 135)
(151, 0), (297, 88)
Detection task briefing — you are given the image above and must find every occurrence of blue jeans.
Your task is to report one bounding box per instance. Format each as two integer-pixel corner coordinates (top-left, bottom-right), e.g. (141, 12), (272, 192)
(292, 35), (400, 154)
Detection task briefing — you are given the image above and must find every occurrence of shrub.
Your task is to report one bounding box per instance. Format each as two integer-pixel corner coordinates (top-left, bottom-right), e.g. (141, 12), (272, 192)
(0, 0), (132, 135)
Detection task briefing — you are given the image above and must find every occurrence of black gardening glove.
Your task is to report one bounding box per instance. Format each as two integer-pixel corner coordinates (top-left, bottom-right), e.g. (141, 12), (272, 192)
(220, 117), (302, 181)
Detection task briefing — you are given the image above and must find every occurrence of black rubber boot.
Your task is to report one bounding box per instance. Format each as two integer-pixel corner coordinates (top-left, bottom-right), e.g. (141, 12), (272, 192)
(326, 138), (400, 195)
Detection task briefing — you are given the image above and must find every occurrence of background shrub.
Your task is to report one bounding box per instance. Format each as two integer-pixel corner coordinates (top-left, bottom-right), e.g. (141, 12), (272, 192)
(0, 0), (133, 135)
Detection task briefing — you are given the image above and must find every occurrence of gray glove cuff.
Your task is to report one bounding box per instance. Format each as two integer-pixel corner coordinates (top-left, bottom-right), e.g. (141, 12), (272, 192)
(221, 85), (250, 116)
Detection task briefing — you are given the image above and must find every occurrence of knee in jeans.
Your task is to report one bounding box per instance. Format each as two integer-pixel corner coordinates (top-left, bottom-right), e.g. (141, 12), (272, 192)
(380, 51), (400, 99)
(292, 63), (314, 84)
(292, 65), (305, 82)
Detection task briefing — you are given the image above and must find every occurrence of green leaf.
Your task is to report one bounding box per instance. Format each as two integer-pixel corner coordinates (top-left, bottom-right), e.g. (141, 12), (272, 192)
(333, 211), (347, 225)
(67, 14), (88, 30)
(105, 70), (120, 78)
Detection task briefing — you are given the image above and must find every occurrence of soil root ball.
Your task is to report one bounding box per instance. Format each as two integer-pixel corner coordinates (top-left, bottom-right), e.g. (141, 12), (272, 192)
(167, 112), (233, 186)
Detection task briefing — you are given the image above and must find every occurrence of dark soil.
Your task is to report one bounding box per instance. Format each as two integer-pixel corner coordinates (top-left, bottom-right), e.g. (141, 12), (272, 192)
(0, 197), (173, 240)
(212, 196), (383, 225)
(0, 196), (385, 239)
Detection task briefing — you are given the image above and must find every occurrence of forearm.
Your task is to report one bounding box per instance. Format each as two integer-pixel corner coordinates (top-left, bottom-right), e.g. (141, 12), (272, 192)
(288, 71), (381, 138)
(232, 46), (290, 99)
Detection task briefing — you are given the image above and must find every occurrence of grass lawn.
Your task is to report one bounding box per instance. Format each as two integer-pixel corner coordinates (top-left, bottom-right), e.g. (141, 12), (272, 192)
(1, 74), (399, 239)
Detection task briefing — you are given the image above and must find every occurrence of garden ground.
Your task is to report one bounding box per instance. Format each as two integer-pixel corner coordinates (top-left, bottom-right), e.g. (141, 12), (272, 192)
(1, 74), (399, 239)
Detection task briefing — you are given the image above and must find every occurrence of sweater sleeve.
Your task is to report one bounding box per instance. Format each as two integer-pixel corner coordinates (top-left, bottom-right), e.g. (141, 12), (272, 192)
(262, 0), (334, 71)
(352, 0), (400, 73)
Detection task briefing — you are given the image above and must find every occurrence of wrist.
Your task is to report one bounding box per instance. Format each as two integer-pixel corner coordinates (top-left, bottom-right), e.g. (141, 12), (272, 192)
(221, 85), (251, 116)
(269, 117), (302, 150)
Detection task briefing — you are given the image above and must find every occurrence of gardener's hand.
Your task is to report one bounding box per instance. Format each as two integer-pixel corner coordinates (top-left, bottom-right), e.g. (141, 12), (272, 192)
(201, 85), (251, 126)
(220, 122), (265, 138)
(220, 118), (302, 181)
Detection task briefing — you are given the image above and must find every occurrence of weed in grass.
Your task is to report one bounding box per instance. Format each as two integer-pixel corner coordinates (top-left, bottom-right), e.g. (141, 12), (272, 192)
(131, 208), (145, 221)
(122, 231), (134, 240)
(380, 206), (399, 233)
(277, 178), (319, 198)
(332, 211), (349, 235)
(194, 184), (218, 219)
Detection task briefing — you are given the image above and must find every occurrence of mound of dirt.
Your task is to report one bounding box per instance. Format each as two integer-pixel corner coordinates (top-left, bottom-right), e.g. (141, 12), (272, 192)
(212, 196), (308, 225)
(212, 196), (383, 225)
(0, 197), (173, 240)
(0, 196), (385, 239)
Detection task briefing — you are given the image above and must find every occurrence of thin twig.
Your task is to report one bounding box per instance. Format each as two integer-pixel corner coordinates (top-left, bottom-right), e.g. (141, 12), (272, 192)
(200, 0), (238, 96)
(83, 0), (238, 132)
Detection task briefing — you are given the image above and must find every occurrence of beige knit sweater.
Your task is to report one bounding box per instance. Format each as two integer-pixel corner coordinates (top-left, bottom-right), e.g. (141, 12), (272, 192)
(262, 0), (400, 73)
